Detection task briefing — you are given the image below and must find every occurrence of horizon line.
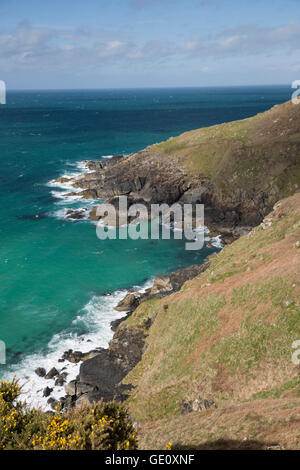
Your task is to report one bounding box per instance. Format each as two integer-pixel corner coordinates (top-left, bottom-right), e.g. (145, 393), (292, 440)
(6, 83), (291, 92)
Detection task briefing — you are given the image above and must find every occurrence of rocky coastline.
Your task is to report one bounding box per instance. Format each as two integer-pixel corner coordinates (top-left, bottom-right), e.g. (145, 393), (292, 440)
(42, 99), (300, 412)
(35, 263), (209, 410)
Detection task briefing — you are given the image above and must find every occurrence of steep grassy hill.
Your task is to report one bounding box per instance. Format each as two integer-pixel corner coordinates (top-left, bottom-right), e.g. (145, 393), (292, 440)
(120, 192), (300, 449)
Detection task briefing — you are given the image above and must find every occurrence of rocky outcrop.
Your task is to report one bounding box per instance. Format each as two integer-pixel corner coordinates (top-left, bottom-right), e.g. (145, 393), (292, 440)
(64, 325), (149, 405)
(114, 290), (150, 312)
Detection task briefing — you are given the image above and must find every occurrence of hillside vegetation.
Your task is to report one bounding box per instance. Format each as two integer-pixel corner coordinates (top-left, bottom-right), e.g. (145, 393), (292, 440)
(120, 193), (300, 449)
(156, 99), (300, 199)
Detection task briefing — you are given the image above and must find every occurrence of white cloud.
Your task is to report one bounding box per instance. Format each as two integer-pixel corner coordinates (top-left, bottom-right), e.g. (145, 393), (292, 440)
(0, 20), (299, 77)
(186, 23), (300, 58)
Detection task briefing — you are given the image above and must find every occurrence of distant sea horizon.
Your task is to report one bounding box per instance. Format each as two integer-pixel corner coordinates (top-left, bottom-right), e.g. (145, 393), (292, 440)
(7, 83), (291, 92)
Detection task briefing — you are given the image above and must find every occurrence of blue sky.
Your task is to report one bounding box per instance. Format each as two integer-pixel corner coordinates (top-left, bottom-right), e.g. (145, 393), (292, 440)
(0, 0), (300, 89)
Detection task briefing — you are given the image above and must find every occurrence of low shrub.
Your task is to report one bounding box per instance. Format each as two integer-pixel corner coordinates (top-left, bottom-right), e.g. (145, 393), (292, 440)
(0, 379), (138, 450)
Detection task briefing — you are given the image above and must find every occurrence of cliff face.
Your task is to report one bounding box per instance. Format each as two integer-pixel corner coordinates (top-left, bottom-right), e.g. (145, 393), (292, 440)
(69, 99), (300, 236)
(121, 192), (300, 449)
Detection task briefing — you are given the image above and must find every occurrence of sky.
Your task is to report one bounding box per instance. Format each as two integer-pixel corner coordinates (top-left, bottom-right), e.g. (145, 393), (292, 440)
(0, 0), (300, 89)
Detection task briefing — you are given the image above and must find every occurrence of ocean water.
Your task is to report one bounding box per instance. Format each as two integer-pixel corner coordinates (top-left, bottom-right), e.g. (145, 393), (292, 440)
(0, 86), (291, 406)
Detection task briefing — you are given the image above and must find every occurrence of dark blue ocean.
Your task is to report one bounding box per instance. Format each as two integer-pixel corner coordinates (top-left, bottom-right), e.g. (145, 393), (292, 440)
(0, 86), (291, 406)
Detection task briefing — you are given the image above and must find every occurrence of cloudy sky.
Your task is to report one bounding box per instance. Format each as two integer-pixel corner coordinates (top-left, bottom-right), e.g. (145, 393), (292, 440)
(0, 0), (300, 89)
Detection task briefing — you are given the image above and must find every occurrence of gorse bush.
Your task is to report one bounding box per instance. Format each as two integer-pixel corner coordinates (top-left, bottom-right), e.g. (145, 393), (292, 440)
(0, 379), (138, 450)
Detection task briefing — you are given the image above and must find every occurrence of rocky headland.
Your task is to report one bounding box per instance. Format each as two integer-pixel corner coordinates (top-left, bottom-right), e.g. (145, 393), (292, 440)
(55, 100), (300, 241)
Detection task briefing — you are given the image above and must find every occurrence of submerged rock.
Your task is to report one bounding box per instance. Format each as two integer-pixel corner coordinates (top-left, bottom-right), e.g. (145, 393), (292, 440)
(66, 208), (88, 220)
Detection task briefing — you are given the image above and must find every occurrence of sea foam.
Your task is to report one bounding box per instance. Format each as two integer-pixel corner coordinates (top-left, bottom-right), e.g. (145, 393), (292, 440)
(5, 279), (153, 410)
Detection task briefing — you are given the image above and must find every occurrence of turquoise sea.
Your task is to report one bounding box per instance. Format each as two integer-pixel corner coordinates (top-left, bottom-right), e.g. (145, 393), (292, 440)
(0, 86), (291, 406)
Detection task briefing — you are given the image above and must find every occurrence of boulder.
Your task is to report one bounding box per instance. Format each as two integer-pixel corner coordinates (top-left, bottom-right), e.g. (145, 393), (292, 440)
(45, 367), (59, 380)
(61, 350), (83, 363)
(84, 155), (123, 171)
(43, 387), (53, 398)
(35, 367), (46, 378)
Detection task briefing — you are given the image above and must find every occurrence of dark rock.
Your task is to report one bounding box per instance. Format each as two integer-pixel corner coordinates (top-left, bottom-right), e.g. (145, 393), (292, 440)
(79, 350), (125, 402)
(35, 367), (46, 378)
(77, 325), (147, 403)
(45, 367), (59, 380)
(60, 349), (101, 364)
(109, 325), (147, 373)
(61, 350), (83, 363)
(43, 387), (53, 398)
(66, 208), (87, 220)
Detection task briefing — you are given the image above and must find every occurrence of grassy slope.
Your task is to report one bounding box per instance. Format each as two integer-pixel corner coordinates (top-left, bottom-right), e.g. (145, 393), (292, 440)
(121, 193), (300, 449)
(148, 100), (300, 199)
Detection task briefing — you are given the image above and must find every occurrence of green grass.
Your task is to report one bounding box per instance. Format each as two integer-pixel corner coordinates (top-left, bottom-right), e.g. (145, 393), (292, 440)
(251, 377), (300, 400)
(122, 193), (300, 423)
